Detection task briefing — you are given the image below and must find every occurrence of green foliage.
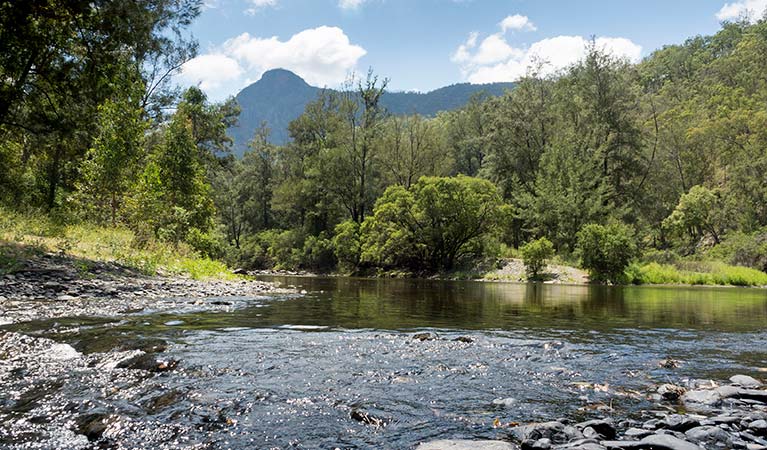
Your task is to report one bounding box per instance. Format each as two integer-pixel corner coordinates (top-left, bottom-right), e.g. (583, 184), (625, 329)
(333, 221), (362, 273)
(76, 85), (147, 225)
(663, 185), (728, 245)
(627, 261), (767, 287)
(521, 237), (555, 280)
(576, 223), (638, 283)
(129, 106), (215, 245)
(360, 175), (504, 272)
(709, 229), (767, 272)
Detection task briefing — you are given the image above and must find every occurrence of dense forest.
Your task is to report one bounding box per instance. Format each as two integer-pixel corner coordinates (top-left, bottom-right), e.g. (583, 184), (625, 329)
(2, 1), (767, 284)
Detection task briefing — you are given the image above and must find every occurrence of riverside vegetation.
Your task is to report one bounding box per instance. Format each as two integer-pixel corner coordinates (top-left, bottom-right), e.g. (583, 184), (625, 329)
(2, 2), (767, 286)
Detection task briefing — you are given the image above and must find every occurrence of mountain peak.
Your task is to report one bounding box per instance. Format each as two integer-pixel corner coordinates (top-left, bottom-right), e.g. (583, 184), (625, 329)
(258, 68), (309, 87)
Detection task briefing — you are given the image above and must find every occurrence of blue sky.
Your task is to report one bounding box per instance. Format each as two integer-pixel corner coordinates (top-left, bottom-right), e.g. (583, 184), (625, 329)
(180, 0), (767, 100)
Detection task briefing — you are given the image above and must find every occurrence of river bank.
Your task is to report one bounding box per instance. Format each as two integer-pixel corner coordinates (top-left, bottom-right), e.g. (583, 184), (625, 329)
(0, 252), (288, 325)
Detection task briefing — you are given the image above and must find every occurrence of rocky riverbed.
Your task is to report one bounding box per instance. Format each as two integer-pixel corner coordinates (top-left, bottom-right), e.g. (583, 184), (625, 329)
(424, 375), (767, 450)
(0, 253), (289, 324)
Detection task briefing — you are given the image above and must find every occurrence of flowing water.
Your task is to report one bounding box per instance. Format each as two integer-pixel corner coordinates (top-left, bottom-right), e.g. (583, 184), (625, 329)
(2, 277), (767, 449)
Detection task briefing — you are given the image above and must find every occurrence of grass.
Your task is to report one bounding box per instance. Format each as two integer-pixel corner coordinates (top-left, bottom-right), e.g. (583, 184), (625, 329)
(626, 261), (767, 287)
(0, 208), (235, 280)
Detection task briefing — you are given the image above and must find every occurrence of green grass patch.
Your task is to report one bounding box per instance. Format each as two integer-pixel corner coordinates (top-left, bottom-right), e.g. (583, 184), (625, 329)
(627, 261), (767, 287)
(0, 207), (236, 280)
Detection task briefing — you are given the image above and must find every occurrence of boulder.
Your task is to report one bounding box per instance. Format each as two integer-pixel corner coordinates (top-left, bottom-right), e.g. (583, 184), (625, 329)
(730, 375), (763, 388)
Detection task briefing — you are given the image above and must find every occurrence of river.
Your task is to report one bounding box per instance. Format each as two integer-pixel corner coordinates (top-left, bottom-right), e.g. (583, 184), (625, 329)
(2, 277), (766, 449)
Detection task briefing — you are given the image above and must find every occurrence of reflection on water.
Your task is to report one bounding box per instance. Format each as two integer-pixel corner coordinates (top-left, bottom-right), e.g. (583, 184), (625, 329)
(252, 277), (767, 332)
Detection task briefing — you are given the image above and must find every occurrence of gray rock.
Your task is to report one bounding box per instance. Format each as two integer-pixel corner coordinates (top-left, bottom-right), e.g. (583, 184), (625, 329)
(623, 428), (653, 439)
(515, 422), (583, 446)
(731, 375), (763, 388)
(738, 389), (767, 403)
(684, 426), (733, 446)
(658, 384), (686, 401)
(751, 419), (767, 435)
(576, 420), (616, 440)
(528, 438), (552, 449)
(416, 440), (517, 450)
(639, 434), (703, 450)
(660, 415), (700, 432)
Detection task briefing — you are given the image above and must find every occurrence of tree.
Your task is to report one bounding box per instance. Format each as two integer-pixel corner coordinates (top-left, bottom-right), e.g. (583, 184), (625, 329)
(360, 175), (504, 272)
(663, 185), (728, 245)
(77, 82), (147, 225)
(379, 114), (450, 189)
(129, 113), (214, 244)
(521, 237), (555, 280)
(239, 124), (276, 232)
(576, 222), (638, 283)
(0, 0), (202, 209)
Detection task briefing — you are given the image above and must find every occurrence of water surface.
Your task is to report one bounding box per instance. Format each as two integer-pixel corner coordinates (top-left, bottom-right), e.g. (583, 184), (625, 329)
(2, 277), (767, 449)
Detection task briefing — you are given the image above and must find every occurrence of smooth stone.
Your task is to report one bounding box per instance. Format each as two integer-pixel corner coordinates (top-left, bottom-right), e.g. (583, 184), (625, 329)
(416, 440), (517, 450)
(731, 375), (763, 388)
(164, 320), (184, 326)
(660, 415), (700, 432)
(684, 426), (733, 445)
(751, 419), (767, 435)
(639, 434), (704, 450)
(624, 428), (654, 439)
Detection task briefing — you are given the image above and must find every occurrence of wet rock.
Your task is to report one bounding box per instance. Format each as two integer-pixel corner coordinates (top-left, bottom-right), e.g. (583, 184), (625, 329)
(576, 420), (616, 440)
(116, 353), (178, 372)
(413, 332), (438, 341)
(231, 268), (248, 275)
(657, 384), (686, 401)
(74, 412), (114, 441)
(453, 336), (474, 343)
(350, 409), (388, 428)
(492, 397), (517, 407)
(659, 359), (681, 369)
(416, 440), (517, 450)
(731, 375), (763, 388)
(515, 421), (584, 447)
(144, 389), (181, 414)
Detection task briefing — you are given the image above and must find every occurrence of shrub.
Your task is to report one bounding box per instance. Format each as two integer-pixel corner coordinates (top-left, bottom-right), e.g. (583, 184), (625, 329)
(359, 176), (504, 273)
(333, 220), (361, 273)
(302, 234), (336, 272)
(576, 222), (638, 283)
(520, 237), (554, 280)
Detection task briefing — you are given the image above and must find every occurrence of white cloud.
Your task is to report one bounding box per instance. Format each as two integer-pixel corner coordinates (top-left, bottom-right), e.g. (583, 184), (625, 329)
(716, 0), (767, 22)
(452, 33), (523, 66)
(454, 34), (642, 84)
(179, 26), (366, 100)
(179, 54), (244, 91)
(500, 14), (536, 32)
(339, 0), (366, 10)
(245, 0), (278, 14)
